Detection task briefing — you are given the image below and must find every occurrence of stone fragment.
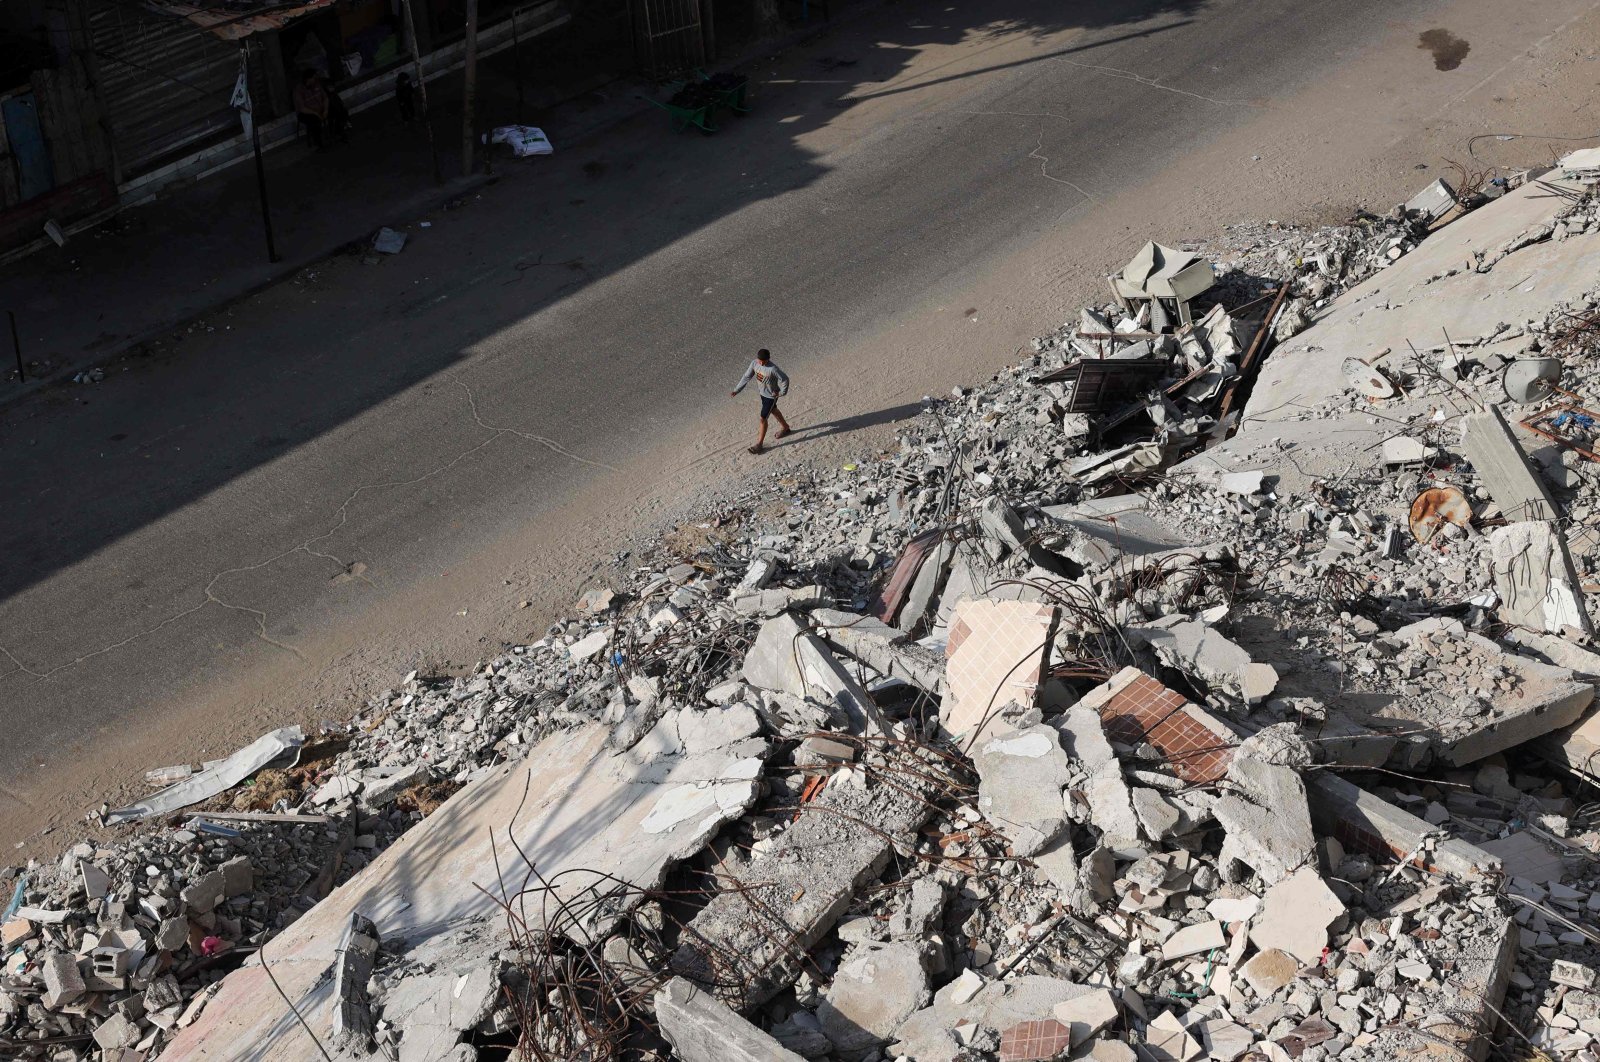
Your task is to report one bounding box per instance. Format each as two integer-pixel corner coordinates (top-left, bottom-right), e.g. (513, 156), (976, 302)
(1239, 949), (1300, 996)
(1249, 867), (1344, 964)
(1214, 754), (1314, 886)
(1057, 706), (1141, 845)
(654, 978), (805, 1062)
(1051, 988), (1118, 1045)
(1131, 787), (1182, 840)
(93, 1012), (141, 1050)
(1162, 920), (1227, 962)
(180, 869), (227, 915)
(974, 725), (1073, 856)
(1127, 618), (1278, 704)
(1145, 1009), (1203, 1061)
(818, 941), (931, 1052)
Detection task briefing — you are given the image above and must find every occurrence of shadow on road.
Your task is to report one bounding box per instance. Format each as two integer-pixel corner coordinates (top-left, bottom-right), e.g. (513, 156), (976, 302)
(0, 0), (1206, 615)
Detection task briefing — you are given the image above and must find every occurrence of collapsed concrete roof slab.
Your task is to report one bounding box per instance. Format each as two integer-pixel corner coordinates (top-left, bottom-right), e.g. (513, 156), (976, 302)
(1364, 619), (1595, 766)
(1241, 178), (1600, 431)
(159, 722), (766, 1062)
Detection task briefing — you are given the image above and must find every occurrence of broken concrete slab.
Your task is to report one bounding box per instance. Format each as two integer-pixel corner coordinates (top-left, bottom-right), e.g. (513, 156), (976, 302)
(1248, 867), (1345, 965)
(1381, 618), (1595, 765)
(1214, 754), (1314, 886)
(1039, 495), (1191, 570)
(942, 599), (1058, 743)
(817, 941), (931, 1053)
(812, 607), (945, 695)
(743, 613), (889, 736)
(974, 725), (1074, 856)
(1127, 617), (1278, 705)
(1460, 404), (1559, 522)
(1057, 706), (1141, 846)
(1490, 521), (1593, 635)
(671, 750), (934, 1012)
(158, 723), (767, 1062)
(1305, 773), (1500, 880)
(655, 978), (806, 1062)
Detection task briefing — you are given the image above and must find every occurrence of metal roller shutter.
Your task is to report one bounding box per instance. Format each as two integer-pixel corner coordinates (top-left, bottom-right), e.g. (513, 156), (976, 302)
(87, 0), (262, 175)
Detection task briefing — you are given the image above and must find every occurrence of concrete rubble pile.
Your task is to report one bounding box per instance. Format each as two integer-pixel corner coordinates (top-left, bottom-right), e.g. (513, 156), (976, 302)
(8, 172), (1600, 1062)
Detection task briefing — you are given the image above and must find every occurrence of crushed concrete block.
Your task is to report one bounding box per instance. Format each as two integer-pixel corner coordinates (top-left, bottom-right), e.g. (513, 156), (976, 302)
(671, 751), (933, 1011)
(1460, 405), (1558, 521)
(1218, 470), (1264, 496)
(220, 855), (253, 897)
(1249, 867), (1344, 965)
(1238, 948), (1300, 996)
(1552, 960), (1598, 990)
(1057, 706), (1141, 846)
(1490, 521), (1593, 635)
(943, 599), (1058, 742)
(180, 869), (227, 915)
(93, 1012), (141, 1050)
(42, 952), (85, 1009)
(329, 913), (381, 1053)
(732, 585), (829, 618)
(818, 941), (931, 1052)
(654, 978), (806, 1062)
(1126, 617), (1277, 704)
(743, 613), (888, 736)
(2, 918), (36, 947)
(974, 724), (1074, 856)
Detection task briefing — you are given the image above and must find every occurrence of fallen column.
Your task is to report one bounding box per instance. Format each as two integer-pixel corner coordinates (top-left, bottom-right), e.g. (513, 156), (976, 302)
(670, 751), (936, 1012)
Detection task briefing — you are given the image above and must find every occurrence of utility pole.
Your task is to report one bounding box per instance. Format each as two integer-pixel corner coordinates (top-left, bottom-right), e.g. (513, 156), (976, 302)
(460, 0), (480, 176)
(401, 0), (442, 184)
(240, 41), (279, 263)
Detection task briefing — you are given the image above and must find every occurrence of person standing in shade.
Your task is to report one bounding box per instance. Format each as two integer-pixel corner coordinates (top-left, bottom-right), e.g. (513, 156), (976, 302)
(730, 348), (792, 454)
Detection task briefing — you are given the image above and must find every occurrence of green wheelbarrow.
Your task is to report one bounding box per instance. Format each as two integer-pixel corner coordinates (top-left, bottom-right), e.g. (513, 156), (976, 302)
(647, 79), (720, 134)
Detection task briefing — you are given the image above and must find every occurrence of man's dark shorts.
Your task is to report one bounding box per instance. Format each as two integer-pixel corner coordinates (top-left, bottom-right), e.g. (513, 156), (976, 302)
(760, 396), (777, 419)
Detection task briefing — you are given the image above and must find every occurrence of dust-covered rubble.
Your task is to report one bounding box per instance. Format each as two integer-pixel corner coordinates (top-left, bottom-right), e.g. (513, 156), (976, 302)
(7, 168), (1600, 1062)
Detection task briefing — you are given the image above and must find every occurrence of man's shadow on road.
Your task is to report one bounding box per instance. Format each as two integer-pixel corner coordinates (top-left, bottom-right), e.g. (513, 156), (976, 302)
(772, 401), (926, 448)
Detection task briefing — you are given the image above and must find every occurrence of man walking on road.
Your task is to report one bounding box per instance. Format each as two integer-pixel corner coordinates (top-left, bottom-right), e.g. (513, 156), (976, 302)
(731, 348), (792, 454)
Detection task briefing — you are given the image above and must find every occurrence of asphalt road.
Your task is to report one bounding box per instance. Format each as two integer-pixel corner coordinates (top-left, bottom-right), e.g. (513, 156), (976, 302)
(4, 0), (1600, 847)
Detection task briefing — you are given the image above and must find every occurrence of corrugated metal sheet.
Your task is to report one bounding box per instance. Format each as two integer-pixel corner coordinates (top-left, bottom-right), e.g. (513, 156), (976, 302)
(88, 0), (260, 174)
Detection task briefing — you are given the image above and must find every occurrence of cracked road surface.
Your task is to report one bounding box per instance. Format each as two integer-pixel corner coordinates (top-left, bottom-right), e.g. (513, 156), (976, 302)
(5, 0), (1600, 849)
